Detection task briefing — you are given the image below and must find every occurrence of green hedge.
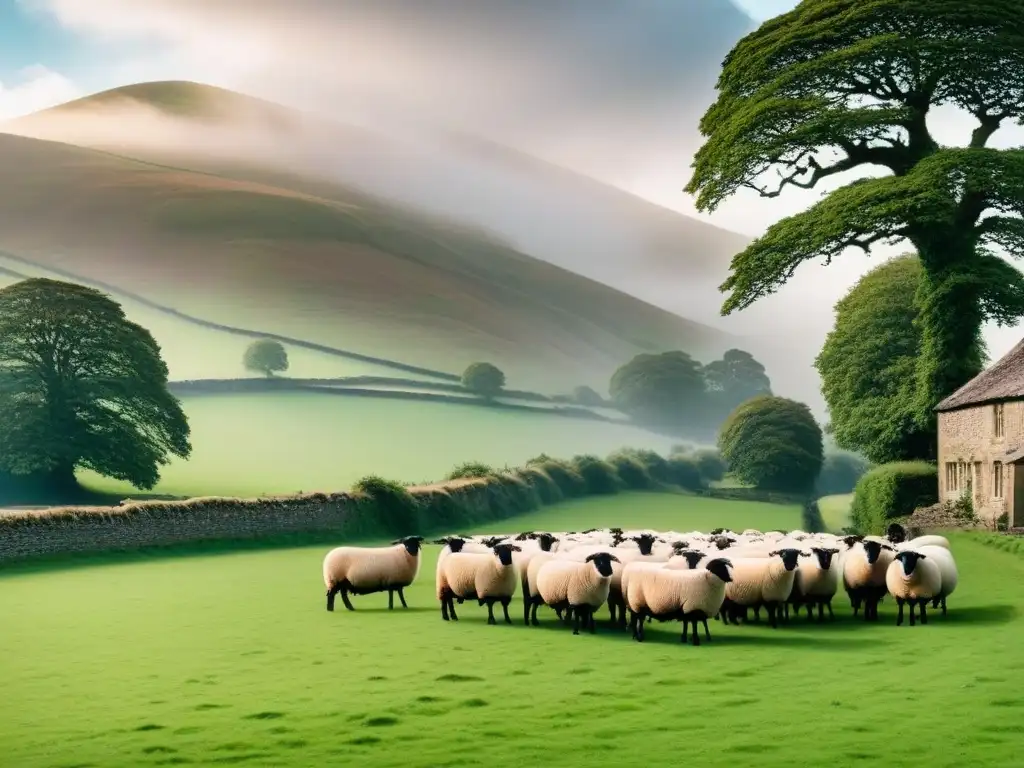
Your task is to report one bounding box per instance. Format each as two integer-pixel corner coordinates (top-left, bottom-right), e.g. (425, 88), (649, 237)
(850, 461), (938, 534)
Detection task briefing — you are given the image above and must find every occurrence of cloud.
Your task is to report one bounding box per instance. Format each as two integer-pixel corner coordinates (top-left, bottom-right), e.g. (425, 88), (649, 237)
(0, 65), (79, 120)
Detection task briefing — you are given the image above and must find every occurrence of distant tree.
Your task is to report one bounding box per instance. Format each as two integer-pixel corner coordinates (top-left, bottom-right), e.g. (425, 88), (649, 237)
(718, 395), (823, 493)
(702, 348), (771, 416)
(462, 362), (505, 398)
(816, 255), (945, 464)
(816, 450), (871, 497)
(243, 339), (289, 377)
(686, 1), (1024, 423)
(571, 385), (604, 406)
(0, 278), (191, 492)
(609, 351), (707, 435)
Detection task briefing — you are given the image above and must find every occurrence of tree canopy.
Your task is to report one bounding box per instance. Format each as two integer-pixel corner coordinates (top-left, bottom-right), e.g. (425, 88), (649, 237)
(462, 362), (505, 397)
(243, 339), (289, 377)
(686, 0), (1024, 413)
(815, 254), (958, 463)
(0, 278), (191, 491)
(718, 395), (824, 493)
(609, 351), (706, 434)
(702, 348), (772, 416)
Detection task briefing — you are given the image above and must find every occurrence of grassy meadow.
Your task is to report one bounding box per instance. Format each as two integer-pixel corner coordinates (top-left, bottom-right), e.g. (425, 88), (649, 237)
(79, 393), (678, 497)
(2, 494), (1022, 767)
(818, 493), (854, 531)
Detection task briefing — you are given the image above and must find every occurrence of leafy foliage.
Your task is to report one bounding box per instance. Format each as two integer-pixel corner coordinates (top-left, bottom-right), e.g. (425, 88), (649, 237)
(816, 255), (943, 463)
(687, 0), (1024, 412)
(692, 448), (727, 482)
(702, 348), (772, 417)
(445, 462), (495, 480)
(610, 351), (706, 433)
(665, 455), (706, 491)
(243, 338), (289, 377)
(850, 461), (938, 534)
(352, 475), (421, 537)
(0, 278), (191, 491)
(718, 395), (823, 492)
(815, 451), (870, 496)
(461, 362), (506, 398)
(571, 454), (623, 495)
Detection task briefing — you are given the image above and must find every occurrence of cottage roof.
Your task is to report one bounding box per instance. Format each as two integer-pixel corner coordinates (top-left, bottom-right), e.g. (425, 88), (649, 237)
(936, 337), (1024, 412)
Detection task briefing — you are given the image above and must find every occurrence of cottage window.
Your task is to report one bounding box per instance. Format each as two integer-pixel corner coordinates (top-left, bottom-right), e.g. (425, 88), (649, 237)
(994, 403), (1005, 437)
(994, 462), (1004, 499)
(946, 462), (959, 492)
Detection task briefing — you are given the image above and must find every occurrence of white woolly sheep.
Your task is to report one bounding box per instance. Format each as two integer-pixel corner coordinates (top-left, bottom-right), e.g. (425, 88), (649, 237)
(523, 551), (557, 625)
(436, 543), (522, 624)
(899, 534), (951, 551)
(787, 547), (841, 622)
(535, 553), (621, 635)
(323, 536), (425, 611)
(629, 558), (733, 645)
(917, 544), (959, 614)
(842, 539), (896, 621)
(885, 550), (942, 626)
(721, 549), (802, 628)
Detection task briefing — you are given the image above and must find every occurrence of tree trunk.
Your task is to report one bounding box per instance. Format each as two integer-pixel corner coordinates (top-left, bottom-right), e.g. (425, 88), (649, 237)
(912, 246), (986, 432)
(45, 463), (79, 494)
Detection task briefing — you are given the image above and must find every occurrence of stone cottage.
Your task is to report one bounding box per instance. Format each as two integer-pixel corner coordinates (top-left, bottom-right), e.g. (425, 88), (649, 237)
(936, 339), (1024, 527)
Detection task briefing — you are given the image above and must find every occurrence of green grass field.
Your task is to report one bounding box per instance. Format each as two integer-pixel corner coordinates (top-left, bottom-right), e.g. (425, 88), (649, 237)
(819, 493), (854, 531)
(2, 493), (1020, 767)
(79, 393), (677, 497)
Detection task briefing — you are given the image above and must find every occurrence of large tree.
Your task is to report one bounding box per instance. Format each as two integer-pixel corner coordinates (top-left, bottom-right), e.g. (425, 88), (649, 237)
(686, 0), (1024, 423)
(243, 338), (289, 377)
(0, 279), (191, 491)
(609, 351), (707, 435)
(462, 362), (506, 398)
(815, 254), (966, 463)
(702, 348), (772, 416)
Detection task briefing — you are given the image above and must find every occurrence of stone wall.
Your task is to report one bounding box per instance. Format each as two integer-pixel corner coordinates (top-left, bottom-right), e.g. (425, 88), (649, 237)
(0, 478), (504, 564)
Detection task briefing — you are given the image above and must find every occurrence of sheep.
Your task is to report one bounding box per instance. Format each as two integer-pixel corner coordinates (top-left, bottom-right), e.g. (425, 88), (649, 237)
(721, 549), (802, 628)
(788, 547), (841, 622)
(436, 543), (522, 624)
(535, 553), (620, 635)
(917, 544), (959, 614)
(629, 558), (734, 645)
(885, 550), (942, 626)
(323, 536), (425, 611)
(842, 539), (896, 621)
(886, 523), (907, 544)
(899, 534), (951, 551)
(522, 551), (557, 626)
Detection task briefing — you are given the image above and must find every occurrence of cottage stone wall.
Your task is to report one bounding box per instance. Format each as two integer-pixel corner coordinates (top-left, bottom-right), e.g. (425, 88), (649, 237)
(937, 401), (1024, 525)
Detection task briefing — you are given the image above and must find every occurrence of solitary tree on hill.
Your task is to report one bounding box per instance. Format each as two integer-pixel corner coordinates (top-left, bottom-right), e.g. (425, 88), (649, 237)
(686, 0), (1024, 424)
(244, 338), (289, 377)
(462, 362), (505, 398)
(609, 351), (707, 435)
(0, 278), (191, 492)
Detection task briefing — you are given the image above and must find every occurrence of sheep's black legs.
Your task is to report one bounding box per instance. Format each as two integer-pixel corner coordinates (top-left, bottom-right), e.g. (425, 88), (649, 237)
(817, 602), (825, 623)
(703, 618), (711, 641)
(523, 597), (532, 626)
(680, 618), (689, 643)
(531, 600), (541, 626)
(388, 590), (394, 610)
(766, 602), (778, 629)
(501, 598), (512, 625)
(326, 587), (338, 612)
(340, 589), (355, 611)
(607, 598), (617, 624)
(909, 600), (917, 627)
(691, 619), (701, 646)
(941, 596), (948, 615)
(397, 588), (408, 608)
(572, 607), (581, 635)
(919, 600), (928, 625)
(441, 594), (450, 621)
(486, 600), (497, 625)
(895, 597), (905, 626)
(588, 607), (597, 634)
(449, 596), (459, 621)
(826, 601), (835, 621)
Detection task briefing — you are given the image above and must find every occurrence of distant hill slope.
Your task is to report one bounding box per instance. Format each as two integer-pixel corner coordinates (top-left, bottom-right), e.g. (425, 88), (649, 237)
(0, 129), (735, 391)
(6, 80), (751, 324)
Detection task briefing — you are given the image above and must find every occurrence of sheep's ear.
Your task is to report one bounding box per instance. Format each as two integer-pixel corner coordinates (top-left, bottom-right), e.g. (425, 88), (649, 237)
(608, 554), (620, 563)
(768, 550), (779, 556)
(511, 545), (522, 552)
(431, 538), (449, 545)
(798, 552), (811, 557)
(584, 554), (597, 562)
(917, 553), (927, 558)
(882, 544), (895, 551)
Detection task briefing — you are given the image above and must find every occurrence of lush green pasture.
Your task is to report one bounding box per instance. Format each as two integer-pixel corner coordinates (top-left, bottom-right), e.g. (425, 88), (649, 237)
(80, 393), (676, 497)
(818, 493), (854, 531)
(2, 495), (1021, 767)
(0, 257), (439, 382)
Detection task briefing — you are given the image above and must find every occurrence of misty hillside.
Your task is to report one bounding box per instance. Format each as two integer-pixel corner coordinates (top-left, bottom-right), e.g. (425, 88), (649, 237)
(0, 128), (737, 392)
(6, 80), (751, 324)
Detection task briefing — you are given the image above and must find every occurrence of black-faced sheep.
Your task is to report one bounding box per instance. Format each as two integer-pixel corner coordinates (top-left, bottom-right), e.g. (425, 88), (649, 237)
(323, 536), (425, 611)
(436, 543), (522, 625)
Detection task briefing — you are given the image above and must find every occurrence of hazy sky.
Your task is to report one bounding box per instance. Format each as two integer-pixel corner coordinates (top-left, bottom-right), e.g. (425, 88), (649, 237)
(2, 0), (1023, 372)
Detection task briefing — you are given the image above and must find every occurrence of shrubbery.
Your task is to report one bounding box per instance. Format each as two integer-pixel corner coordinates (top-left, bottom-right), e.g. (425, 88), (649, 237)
(571, 455), (623, 495)
(849, 462), (938, 534)
(665, 455), (706, 491)
(692, 448), (727, 482)
(446, 462), (495, 480)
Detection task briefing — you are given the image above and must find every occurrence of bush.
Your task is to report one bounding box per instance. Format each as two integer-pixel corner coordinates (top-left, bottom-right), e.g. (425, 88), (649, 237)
(616, 447), (672, 484)
(849, 462), (938, 534)
(531, 459), (587, 498)
(718, 395), (824, 493)
(816, 451), (870, 496)
(666, 455), (706, 491)
(516, 466), (563, 504)
(571, 454), (622, 495)
(351, 475), (421, 538)
(446, 462), (495, 480)
(692, 448), (727, 482)
(606, 451), (653, 490)
(461, 362), (506, 398)
(802, 499), (826, 533)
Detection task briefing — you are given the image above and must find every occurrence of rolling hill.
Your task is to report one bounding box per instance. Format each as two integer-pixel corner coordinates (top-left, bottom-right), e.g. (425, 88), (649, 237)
(0, 103), (739, 392)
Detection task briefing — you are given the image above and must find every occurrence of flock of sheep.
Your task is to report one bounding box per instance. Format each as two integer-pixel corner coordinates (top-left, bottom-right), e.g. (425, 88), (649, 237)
(321, 523), (959, 644)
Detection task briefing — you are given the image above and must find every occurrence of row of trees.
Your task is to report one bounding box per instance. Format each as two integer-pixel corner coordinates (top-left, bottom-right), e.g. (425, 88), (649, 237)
(686, 0), (1024, 454)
